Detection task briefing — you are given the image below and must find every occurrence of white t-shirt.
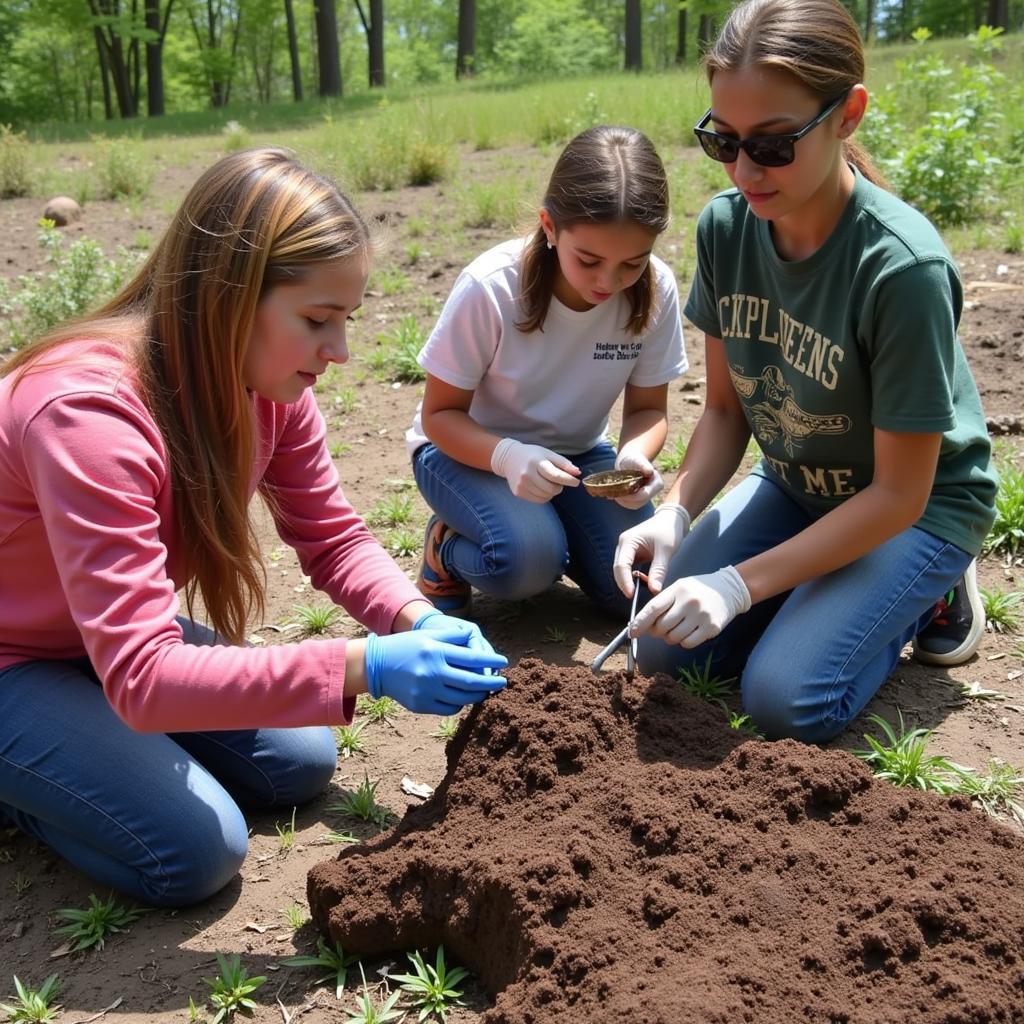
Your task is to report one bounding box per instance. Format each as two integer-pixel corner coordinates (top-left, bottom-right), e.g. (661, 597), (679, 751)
(406, 238), (688, 456)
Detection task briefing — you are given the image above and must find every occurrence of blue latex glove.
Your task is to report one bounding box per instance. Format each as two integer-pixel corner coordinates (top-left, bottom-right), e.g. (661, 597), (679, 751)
(412, 608), (500, 662)
(365, 627), (508, 716)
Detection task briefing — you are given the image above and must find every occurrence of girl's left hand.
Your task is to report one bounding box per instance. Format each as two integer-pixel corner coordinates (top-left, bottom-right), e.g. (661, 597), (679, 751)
(614, 448), (664, 509)
(630, 566), (751, 648)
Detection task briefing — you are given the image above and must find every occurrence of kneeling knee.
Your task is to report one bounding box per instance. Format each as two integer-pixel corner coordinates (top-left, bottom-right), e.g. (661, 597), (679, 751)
(484, 547), (565, 601)
(146, 810), (248, 908)
(741, 668), (843, 744)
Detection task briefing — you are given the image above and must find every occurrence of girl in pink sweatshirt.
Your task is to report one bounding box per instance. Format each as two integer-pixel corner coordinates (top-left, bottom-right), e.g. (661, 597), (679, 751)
(0, 147), (506, 907)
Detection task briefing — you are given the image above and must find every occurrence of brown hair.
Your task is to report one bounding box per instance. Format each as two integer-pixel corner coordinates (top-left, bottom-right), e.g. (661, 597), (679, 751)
(517, 124), (670, 336)
(3, 147), (369, 644)
(703, 0), (887, 188)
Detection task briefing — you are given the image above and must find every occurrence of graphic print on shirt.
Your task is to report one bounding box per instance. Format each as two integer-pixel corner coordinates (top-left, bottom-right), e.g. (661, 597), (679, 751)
(728, 364), (851, 458)
(592, 340), (643, 362)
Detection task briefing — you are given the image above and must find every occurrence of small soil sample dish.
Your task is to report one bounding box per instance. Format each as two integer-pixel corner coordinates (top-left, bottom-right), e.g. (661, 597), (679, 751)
(582, 469), (646, 498)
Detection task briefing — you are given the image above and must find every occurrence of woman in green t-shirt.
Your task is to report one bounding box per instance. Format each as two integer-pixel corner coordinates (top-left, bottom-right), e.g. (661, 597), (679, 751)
(613, 0), (997, 742)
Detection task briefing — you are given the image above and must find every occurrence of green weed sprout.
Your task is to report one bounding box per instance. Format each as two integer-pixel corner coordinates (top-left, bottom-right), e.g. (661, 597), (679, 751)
(330, 775), (394, 828)
(283, 937), (361, 999)
(676, 655), (736, 702)
(322, 829), (359, 845)
(357, 694), (402, 724)
(367, 315), (428, 384)
(431, 718), (459, 741)
(0, 975), (61, 1023)
(543, 625), (568, 643)
(980, 586), (1023, 633)
(386, 528), (419, 557)
(54, 893), (143, 952)
(204, 953), (267, 1024)
(293, 603), (339, 635)
(854, 712), (960, 793)
(367, 494), (414, 529)
(282, 904), (309, 931)
(343, 969), (405, 1024)
(656, 435), (688, 473)
(335, 721), (368, 758)
(276, 806), (298, 852)
(391, 946), (469, 1022)
(715, 703), (763, 738)
(985, 462), (1024, 556)
(952, 759), (1024, 826)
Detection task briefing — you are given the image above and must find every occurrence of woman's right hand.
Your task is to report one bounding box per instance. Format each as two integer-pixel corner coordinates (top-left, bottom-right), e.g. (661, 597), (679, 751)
(364, 628), (508, 716)
(490, 438), (580, 503)
(613, 503), (692, 596)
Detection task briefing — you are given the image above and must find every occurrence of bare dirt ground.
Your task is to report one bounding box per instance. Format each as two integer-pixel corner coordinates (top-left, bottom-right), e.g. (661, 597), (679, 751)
(1, 143), (1023, 1022)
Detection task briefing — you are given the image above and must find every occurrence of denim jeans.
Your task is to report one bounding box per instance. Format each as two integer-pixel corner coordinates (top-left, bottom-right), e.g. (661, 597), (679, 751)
(0, 619), (337, 907)
(413, 441), (652, 617)
(638, 474), (973, 743)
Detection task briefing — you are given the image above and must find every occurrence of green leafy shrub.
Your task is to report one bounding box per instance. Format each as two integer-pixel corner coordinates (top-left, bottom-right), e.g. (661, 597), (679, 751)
(862, 27), (1008, 227)
(93, 138), (154, 200)
(0, 221), (137, 350)
(0, 125), (31, 198)
(407, 140), (451, 186)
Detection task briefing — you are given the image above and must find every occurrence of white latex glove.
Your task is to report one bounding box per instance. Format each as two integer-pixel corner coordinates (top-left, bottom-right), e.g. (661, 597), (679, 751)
(630, 566), (751, 649)
(491, 437), (580, 503)
(613, 446), (665, 510)
(613, 503), (691, 596)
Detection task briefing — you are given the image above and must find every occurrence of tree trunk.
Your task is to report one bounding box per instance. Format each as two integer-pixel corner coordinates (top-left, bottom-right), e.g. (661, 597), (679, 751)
(284, 0), (303, 100)
(144, 0), (168, 116)
(863, 0), (874, 42)
(987, 0), (1009, 27)
(675, 5), (686, 65)
(93, 24), (114, 119)
(697, 13), (713, 53)
(370, 0), (384, 86)
(457, 0), (475, 79)
(107, 32), (136, 115)
(624, 0), (642, 71)
(354, 0), (385, 88)
(88, 0), (136, 117)
(315, 0), (342, 97)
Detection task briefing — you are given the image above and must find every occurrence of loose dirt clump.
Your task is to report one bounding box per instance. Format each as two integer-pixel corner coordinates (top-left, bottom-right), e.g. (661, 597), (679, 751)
(309, 659), (1024, 1024)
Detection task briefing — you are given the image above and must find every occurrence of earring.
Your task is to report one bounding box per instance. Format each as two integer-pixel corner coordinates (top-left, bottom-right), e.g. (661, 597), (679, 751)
(546, 239), (554, 250)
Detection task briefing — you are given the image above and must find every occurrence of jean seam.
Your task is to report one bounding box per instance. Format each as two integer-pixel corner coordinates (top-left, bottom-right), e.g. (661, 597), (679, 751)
(820, 538), (954, 730)
(182, 734), (283, 806)
(0, 751), (171, 899)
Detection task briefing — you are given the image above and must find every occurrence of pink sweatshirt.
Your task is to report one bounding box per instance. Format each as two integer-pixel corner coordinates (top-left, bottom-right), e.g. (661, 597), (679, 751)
(0, 340), (423, 733)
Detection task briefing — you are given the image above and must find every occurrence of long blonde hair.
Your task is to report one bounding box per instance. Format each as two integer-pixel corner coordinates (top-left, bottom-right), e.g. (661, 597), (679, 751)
(517, 124), (670, 336)
(703, 0), (887, 188)
(3, 147), (370, 643)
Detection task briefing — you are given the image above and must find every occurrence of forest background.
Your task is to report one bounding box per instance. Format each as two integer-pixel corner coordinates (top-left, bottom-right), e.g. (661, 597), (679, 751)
(2, 0), (1024, 133)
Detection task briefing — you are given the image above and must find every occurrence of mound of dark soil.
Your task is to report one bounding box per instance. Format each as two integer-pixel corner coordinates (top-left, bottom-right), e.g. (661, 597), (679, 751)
(308, 660), (1024, 1024)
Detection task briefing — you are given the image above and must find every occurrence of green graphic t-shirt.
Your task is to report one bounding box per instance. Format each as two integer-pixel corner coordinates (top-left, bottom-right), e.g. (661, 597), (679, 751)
(684, 169), (996, 556)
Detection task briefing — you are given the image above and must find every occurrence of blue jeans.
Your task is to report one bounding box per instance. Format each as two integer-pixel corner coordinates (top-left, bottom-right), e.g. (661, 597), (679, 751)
(638, 474), (974, 743)
(0, 619), (337, 907)
(413, 441), (651, 617)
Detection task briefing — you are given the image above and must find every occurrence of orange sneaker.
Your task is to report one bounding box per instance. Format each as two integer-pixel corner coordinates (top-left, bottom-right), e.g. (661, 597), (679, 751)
(415, 515), (472, 617)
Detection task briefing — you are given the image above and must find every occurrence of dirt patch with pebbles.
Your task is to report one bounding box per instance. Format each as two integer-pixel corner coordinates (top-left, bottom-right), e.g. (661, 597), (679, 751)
(308, 660), (1024, 1024)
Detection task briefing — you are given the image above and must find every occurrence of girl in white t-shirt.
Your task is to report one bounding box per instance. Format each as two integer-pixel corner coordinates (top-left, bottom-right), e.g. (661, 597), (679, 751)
(406, 125), (687, 618)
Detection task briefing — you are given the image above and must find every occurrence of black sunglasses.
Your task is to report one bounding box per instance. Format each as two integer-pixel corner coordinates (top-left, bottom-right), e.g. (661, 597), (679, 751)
(693, 92), (849, 168)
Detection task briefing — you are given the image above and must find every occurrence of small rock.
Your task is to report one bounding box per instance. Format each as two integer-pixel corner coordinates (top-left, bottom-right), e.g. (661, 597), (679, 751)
(42, 196), (82, 227)
(986, 414), (1024, 435)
